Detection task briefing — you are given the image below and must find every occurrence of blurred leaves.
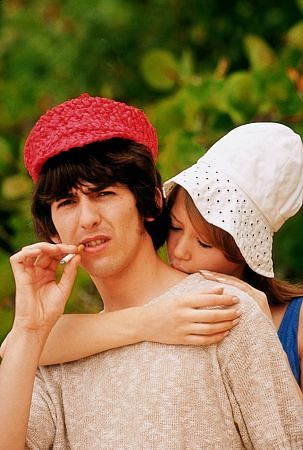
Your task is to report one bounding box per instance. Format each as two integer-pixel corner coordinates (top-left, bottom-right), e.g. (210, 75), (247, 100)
(2, 174), (32, 200)
(0, 137), (14, 174)
(286, 20), (303, 49)
(141, 49), (179, 91)
(244, 35), (276, 70)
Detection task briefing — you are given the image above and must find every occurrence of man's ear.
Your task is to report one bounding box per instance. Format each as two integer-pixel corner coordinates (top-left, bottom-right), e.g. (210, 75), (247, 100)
(145, 187), (163, 222)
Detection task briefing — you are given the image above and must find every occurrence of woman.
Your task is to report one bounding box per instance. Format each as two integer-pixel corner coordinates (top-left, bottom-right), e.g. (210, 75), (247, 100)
(165, 121), (303, 387)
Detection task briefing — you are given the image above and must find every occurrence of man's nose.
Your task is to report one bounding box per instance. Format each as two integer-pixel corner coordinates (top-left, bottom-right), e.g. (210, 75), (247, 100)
(79, 197), (101, 230)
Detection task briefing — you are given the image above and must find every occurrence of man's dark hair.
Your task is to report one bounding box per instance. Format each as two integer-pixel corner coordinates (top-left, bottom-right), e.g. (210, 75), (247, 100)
(32, 139), (168, 250)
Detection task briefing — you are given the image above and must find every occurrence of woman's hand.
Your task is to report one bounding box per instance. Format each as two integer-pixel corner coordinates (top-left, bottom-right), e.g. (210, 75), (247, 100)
(9, 242), (81, 336)
(200, 270), (272, 319)
(143, 287), (241, 346)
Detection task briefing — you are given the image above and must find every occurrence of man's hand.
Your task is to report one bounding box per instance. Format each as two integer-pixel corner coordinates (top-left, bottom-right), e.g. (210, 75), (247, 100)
(10, 242), (81, 335)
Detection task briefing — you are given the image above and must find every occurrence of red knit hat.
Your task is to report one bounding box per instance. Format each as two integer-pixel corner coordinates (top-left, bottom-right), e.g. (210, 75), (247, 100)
(24, 93), (158, 181)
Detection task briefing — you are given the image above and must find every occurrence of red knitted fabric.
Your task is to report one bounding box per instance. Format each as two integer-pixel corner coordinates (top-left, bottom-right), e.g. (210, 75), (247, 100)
(24, 94), (158, 181)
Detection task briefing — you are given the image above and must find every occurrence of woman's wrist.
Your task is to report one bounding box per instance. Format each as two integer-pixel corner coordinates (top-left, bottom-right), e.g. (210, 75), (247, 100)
(113, 305), (152, 344)
(131, 302), (164, 343)
(7, 324), (50, 357)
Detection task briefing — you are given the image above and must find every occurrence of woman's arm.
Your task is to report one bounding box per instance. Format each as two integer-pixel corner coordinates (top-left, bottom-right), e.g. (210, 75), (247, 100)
(1, 288), (241, 365)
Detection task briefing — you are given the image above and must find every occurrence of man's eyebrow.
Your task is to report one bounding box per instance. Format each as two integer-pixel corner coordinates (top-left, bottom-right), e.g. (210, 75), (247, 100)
(88, 185), (110, 193)
(54, 192), (75, 201)
(88, 183), (120, 193)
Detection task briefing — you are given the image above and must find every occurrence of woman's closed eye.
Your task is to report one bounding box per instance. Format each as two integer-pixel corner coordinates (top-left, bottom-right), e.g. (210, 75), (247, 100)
(169, 224), (182, 232)
(197, 239), (212, 249)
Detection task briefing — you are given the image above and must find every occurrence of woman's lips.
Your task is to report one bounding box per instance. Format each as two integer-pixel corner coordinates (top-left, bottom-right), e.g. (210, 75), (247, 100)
(171, 263), (188, 273)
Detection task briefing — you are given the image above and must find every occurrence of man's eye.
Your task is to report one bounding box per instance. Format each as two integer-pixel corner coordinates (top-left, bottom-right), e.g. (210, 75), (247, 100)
(57, 199), (74, 208)
(197, 239), (212, 249)
(96, 190), (114, 197)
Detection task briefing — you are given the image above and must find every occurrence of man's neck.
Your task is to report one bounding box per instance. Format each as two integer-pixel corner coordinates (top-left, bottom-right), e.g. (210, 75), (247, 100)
(92, 240), (186, 312)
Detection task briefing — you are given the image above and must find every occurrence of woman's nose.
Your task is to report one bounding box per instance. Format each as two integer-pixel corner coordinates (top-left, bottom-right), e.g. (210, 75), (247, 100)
(171, 234), (191, 261)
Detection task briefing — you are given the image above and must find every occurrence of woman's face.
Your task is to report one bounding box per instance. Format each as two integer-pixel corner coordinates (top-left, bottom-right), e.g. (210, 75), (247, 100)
(167, 189), (245, 277)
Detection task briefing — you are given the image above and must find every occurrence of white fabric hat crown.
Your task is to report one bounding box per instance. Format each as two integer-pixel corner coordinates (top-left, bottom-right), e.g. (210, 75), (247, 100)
(164, 122), (303, 277)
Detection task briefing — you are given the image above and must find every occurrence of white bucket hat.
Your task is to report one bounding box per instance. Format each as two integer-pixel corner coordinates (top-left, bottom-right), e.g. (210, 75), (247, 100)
(164, 122), (303, 277)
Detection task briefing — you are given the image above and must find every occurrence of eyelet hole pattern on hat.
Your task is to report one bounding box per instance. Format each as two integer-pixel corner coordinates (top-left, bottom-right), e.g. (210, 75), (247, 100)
(172, 162), (273, 276)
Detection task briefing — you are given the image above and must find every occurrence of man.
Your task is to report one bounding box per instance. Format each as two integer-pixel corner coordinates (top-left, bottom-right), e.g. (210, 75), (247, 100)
(0, 94), (302, 449)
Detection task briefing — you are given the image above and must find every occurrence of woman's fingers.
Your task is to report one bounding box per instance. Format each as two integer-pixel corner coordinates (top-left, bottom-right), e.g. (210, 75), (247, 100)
(181, 291), (239, 309)
(200, 270), (272, 318)
(188, 317), (240, 335)
(200, 270), (249, 293)
(186, 306), (241, 324)
(182, 332), (231, 346)
(200, 270), (231, 280)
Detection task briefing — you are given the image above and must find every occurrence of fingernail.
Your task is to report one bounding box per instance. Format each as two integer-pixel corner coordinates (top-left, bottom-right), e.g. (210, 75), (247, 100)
(214, 276), (226, 282)
(236, 309), (242, 315)
(223, 331), (230, 336)
(233, 318), (240, 325)
(232, 297), (239, 303)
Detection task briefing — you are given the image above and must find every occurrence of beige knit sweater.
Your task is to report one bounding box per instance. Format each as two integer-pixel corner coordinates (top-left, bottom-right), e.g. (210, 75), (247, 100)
(26, 273), (303, 450)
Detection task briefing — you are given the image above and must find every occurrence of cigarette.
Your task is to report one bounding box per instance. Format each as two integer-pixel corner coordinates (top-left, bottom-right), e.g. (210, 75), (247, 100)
(59, 244), (84, 264)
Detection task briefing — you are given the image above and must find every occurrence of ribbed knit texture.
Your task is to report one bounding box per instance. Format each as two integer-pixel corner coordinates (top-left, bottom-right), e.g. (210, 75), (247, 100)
(26, 274), (303, 449)
(24, 94), (158, 181)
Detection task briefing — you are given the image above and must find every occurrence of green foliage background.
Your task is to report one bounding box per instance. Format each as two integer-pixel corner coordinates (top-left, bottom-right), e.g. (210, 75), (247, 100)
(1, 0), (303, 342)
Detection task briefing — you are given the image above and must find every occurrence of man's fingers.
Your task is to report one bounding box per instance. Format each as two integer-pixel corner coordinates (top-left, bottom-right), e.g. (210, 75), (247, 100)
(10, 243), (78, 269)
(58, 254), (80, 295)
(10, 247), (41, 263)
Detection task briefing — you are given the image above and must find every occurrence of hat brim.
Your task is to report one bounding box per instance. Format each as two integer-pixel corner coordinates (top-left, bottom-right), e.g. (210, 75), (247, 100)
(164, 161), (274, 278)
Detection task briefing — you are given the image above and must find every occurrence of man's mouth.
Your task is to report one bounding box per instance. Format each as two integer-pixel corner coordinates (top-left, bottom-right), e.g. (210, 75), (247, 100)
(83, 239), (108, 248)
(80, 236), (111, 254)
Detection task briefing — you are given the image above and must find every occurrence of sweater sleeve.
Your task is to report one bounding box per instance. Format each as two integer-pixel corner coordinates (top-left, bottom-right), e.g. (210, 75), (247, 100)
(218, 294), (303, 450)
(25, 366), (63, 449)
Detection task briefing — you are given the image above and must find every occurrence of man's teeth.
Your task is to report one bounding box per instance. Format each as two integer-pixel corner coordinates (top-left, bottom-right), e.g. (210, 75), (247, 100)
(84, 239), (106, 248)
